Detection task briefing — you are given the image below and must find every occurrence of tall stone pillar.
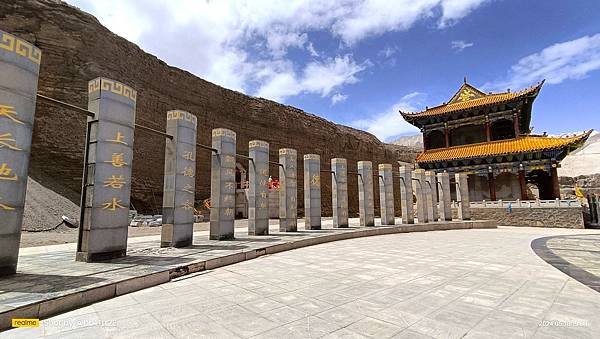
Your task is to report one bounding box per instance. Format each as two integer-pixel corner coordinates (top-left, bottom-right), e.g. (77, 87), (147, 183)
(455, 172), (471, 220)
(425, 171), (438, 222)
(248, 140), (270, 235)
(161, 110), (197, 248)
(0, 31), (41, 274)
(77, 78), (137, 262)
(304, 154), (321, 230)
(412, 169), (428, 223)
(378, 164), (395, 225)
(331, 158), (348, 228)
(279, 148), (297, 232)
(398, 166), (414, 224)
(357, 161), (375, 226)
(209, 128), (236, 240)
(437, 172), (452, 221)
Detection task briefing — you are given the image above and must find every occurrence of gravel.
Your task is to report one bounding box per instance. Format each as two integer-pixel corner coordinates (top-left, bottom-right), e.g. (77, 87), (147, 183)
(22, 176), (80, 232)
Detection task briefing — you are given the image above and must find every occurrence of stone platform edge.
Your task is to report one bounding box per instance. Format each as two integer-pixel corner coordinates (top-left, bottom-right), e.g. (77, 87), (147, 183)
(0, 220), (496, 330)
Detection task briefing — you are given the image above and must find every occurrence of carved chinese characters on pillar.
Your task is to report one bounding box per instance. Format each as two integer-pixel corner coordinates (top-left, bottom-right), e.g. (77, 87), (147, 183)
(101, 130), (130, 211)
(0, 104), (24, 211)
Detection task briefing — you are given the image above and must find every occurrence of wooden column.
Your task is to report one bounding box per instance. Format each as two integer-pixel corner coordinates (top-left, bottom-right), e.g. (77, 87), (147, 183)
(513, 112), (520, 137)
(518, 167), (527, 200)
(444, 125), (450, 147)
(487, 171), (496, 201)
(551, 162), (560, 199)
(422, 128), (428, 150)
(485, 116), (491, 142)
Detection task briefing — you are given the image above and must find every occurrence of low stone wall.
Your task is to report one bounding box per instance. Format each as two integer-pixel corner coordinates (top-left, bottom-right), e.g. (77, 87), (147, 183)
(453, 207), (585, 228)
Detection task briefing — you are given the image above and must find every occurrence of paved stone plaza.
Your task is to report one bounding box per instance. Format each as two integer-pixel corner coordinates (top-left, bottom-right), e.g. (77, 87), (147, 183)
(4, 226), (599, 338)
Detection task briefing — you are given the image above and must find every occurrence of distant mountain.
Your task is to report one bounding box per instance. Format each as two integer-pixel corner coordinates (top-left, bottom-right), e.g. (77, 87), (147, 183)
(558, 130), (600, 177)
(390, 134), (424, 150)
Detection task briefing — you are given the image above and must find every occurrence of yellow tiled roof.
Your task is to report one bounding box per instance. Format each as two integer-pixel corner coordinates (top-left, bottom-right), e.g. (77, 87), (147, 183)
(416, 132), (591, 163)
(402, 81), (543, 120)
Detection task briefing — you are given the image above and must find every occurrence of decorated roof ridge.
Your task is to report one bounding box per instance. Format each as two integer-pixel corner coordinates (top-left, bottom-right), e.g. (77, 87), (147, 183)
(400, 80), (545, 120)
(415, 129), (591, 164)
(447, 82), (487, 104)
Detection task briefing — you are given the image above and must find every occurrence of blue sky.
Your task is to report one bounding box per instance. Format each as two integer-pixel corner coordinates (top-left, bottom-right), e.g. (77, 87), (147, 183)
(67, 0), (600, 142)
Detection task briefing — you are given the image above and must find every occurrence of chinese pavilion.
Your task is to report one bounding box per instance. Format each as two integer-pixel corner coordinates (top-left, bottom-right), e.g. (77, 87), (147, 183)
(400, 80), (591, 201)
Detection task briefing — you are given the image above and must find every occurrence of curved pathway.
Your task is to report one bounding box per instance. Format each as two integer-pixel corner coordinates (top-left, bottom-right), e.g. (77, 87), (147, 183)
(5, 227), (600, 338)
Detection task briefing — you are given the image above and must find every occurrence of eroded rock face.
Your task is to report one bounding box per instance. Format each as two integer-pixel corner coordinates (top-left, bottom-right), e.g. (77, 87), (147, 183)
(0, 0), (419, 215)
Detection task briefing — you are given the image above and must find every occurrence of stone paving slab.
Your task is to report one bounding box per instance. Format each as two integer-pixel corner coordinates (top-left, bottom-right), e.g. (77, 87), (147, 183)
(3, 226), (600, 338)
(532, 233), (600, 292)
(0, 217), (495, 330)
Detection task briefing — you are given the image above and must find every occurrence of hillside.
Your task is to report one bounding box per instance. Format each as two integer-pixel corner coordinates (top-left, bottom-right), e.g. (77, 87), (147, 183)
(391, 134), (424, 150)
(0, 0), (420, 215)
(558, 130), (600, 177)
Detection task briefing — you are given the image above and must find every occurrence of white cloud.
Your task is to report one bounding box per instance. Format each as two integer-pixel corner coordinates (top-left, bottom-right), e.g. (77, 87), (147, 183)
(450, 40), (474, 51)
(266, 30), (308, 58)
(256, 55), (367, 102)
(438, 0), (491, 28)
(350, 92), (423, 142)
(307, 42), (320, 57)
(378, 45), (399, 58)
(331, 93), (349, 104)
(485, 33), (600, 91)
(67, 0), (489, 102)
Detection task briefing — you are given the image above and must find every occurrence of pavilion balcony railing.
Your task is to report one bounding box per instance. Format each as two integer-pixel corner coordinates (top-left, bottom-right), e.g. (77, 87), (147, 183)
(466, 199), (581, 209)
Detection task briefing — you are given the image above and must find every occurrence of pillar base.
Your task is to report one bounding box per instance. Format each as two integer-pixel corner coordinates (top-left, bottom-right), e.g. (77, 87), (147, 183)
(209, 234), (235, 241)
(305, 225), (322, 230)
(76, 249), (126, 263)
(248, 228), (269, 236)
(0, 265), (17, 276)
(160, 239), (193, 248)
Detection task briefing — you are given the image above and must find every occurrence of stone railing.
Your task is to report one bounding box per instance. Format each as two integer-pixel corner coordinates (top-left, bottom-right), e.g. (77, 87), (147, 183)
(467, 199), (581, 209)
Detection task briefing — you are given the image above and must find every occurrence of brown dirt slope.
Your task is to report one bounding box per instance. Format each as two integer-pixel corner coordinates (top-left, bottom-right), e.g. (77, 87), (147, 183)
(0, 0), (419, 215)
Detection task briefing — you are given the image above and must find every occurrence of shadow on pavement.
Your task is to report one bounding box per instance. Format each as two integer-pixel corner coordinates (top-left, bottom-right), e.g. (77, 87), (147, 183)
(531, 234), (600, 293)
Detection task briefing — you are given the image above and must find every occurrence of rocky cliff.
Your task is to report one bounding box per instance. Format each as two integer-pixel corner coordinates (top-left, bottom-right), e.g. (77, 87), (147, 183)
(0, 0), (419, 215)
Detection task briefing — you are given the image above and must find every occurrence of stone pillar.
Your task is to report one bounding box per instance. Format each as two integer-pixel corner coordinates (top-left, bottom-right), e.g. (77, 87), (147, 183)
(331, 158), (348, 228)
(357, 161), (374, 226)
(161, 110), (197, 248)
(455, 172), (471, 220)
(595, 195), (600, 224)
(77, 78), (137, 262)
(378, 164), (395, 225)
(303, 154), (321, 230)
(0, 31), (41, 274)
(279, 148), (297, 232)
(437, 172), (452, 221)
(398, 166), (414, 224)
(412, 169), (428, 223)
(425, 171), (438, 222)
(248, 140), (270, 235)
(209, 128), (236, 240)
